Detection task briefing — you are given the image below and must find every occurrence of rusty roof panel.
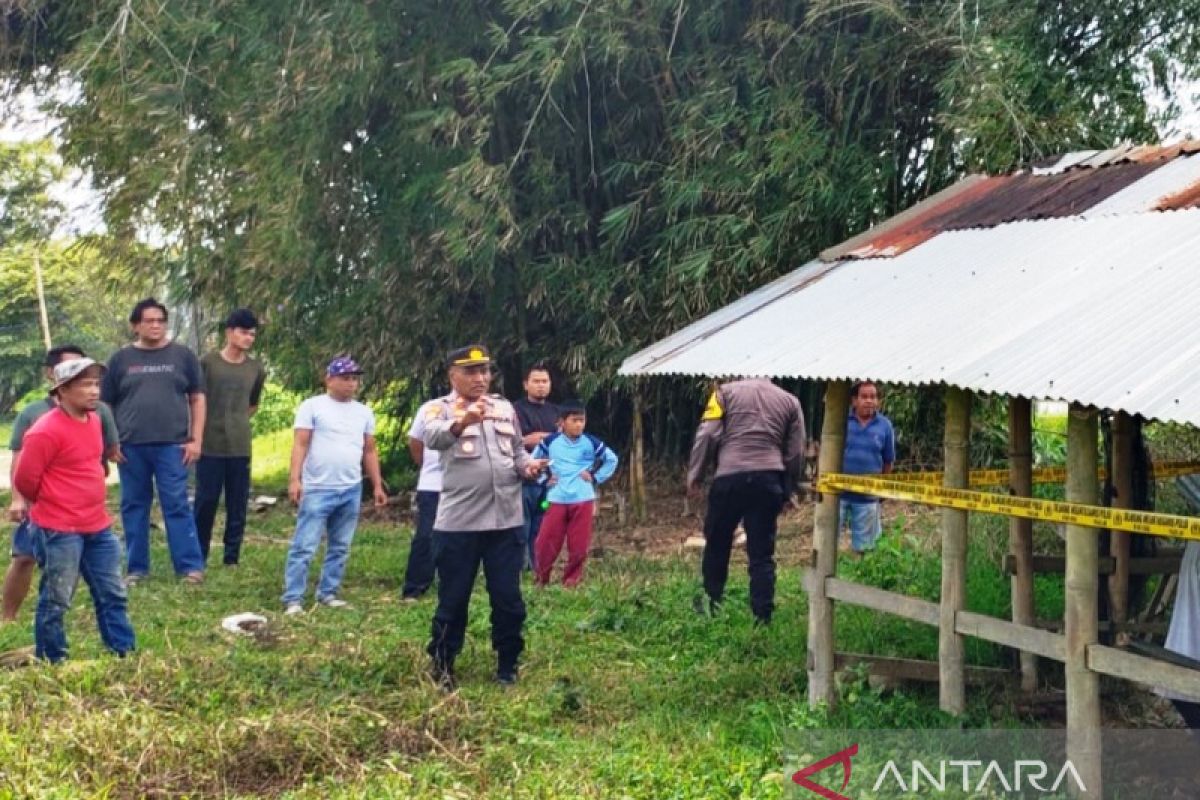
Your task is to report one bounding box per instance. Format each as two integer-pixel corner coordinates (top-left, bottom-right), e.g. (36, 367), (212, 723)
(818, 175), (990, 262)
(1155, 179), (1200, 210)
(832, 165), (1155, 260)
(925, 162), (1159, 228)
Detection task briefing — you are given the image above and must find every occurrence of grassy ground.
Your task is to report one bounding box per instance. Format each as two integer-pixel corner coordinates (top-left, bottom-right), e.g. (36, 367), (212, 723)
(0, 490), (1040, 799)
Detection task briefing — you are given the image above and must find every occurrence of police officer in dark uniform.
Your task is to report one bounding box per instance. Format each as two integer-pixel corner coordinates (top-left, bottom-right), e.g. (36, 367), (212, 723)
(423, 345), (547, 688)
(687, 378), (806, 625)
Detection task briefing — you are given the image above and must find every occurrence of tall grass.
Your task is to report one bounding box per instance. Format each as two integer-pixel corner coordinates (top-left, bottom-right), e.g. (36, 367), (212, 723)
(0, 496), (1046, 799)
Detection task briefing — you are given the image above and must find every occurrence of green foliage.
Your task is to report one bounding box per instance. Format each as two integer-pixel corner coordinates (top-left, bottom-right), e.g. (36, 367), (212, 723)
(0, 139), (62, 244)
(4, 1), (1200, 454)
(0, 238), (145, 413)
(249, 381), (303, 437)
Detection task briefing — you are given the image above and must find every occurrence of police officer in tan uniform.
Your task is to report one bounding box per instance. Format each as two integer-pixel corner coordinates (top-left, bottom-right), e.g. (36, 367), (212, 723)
(423, 345), (547, 688)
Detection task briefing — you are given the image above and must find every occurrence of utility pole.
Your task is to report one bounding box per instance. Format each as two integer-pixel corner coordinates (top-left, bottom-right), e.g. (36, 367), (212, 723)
(34, 251), (52, 348)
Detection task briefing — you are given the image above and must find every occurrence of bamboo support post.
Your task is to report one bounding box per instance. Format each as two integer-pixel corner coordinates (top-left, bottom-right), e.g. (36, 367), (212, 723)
(1008, 397), (1037, 691)
(1065, 404), (1101, 796)
(807, 380), (849, 707)
(1108, 412), (1134, 643)
(630, 385), (647, 522)
(939, 386), (971, 715)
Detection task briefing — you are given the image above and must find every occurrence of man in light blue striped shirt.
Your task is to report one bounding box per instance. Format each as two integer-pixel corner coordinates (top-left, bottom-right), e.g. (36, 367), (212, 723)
(839, 381), (895, 554)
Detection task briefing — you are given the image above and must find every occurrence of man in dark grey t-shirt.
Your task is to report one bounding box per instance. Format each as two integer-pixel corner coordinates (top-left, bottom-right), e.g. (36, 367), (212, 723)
(102, 298), (207, 584)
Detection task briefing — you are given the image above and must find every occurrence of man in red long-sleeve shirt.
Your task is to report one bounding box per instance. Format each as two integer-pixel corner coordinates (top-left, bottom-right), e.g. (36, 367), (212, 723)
(13, 358), (136, 663)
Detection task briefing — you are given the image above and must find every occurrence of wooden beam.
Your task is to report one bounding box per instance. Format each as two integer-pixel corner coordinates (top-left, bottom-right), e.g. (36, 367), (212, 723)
(1088, 644), (1200, 700)
(1109, 412), (1135, 644)
(835, 652), (1015, 686)
(807, 381), (849, 708)
(1008, 396), (1037, 692)
(939, 386), (971, 715)
(825, 577), (940, 626)
(1002, 553), (1182, 576)
(1065, 404), (1101, 796)
(955, 609), (1066, 662)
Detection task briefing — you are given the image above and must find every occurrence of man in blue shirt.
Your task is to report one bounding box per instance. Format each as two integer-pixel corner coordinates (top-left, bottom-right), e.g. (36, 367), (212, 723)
(840, 381), (896, 554)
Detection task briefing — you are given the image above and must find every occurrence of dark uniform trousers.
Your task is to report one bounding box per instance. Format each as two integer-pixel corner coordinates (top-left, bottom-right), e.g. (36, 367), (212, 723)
(702, 470), (785, 622)
(427, 527), (527, 671)
(401, 490), (440, 598)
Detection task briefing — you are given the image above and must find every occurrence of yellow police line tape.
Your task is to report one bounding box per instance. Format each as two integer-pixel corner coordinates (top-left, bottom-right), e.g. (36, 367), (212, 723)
(888, 459), (1200, 488)
(818, 472), (1200, 542)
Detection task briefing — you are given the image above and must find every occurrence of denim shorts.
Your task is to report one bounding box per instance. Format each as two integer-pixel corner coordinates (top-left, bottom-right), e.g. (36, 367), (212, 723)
(10, 519), (36, 559)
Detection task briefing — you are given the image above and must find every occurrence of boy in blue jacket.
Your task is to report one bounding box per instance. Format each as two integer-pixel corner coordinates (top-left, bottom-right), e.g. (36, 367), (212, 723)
(532, 402), (618, 586)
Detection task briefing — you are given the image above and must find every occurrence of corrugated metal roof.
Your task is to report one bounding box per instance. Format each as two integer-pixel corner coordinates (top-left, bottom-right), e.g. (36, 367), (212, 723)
(1087, 154), (1200, 215)
(619, 210), (1200, 426)
(828, 145), (1200, 261)
(1032, 141), (1200, 175)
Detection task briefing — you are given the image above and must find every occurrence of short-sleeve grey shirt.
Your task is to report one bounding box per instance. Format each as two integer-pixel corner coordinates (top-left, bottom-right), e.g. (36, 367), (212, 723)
(102, 342), (205, 445)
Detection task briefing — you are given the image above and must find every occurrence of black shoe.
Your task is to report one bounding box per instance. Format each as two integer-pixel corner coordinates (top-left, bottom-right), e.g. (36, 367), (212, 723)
(496, 667), (518, 687)
(692, 594), (721, 617)
(753, 615), (772, 628)
(430, 661), (456, 692)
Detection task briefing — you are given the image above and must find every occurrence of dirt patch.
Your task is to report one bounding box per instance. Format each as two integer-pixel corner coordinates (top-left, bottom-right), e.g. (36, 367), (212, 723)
(589, 481), (929, 568)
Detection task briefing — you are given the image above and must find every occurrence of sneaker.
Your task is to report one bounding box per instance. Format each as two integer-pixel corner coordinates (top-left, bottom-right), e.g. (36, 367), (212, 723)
(123, 573), (146, 588)
(496, 667), (518, 687)
(400, 593), (422, 604)
(182, 571), (205, 585)
(284, 603), (304, 616)
(318, 597), (350, 609)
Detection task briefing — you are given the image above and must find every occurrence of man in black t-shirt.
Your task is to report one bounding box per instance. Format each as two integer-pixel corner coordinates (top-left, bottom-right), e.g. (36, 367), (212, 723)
(513, 364), (558, 569)
(102, 298), (207, 584)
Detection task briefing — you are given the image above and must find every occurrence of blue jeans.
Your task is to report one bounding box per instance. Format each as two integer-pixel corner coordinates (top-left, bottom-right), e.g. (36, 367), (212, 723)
(118, 443), (205, 576)
(839, 500), (883, 552)
(282, 485), (362, 605)
(521, 483), (547, 568)
(401, 490), (439, 598)
(10, 519), (36, 559)
(32, 526), (136, 663)
(193, 455), (251, 565)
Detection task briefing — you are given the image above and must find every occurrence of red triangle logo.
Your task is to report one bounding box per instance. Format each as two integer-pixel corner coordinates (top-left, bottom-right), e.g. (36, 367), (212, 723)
(792, 743), (859, 800)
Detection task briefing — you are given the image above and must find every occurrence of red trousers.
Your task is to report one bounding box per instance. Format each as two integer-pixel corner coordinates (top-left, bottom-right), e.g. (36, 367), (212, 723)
(534, 500), (594, 587)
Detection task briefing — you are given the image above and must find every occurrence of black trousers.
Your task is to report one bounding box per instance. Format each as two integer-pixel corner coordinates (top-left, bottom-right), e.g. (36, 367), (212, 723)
(402, 491), (440, 598)
(193, 455), (251, 565)
(1174, 699), (1200, 734)
(702, 470), (785, 621)
(427, 527), (526, 671)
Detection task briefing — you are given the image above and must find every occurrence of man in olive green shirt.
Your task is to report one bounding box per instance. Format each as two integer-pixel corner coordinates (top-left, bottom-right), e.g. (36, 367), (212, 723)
(193, 309), (266, 566)
(3, 345), (120, 623)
